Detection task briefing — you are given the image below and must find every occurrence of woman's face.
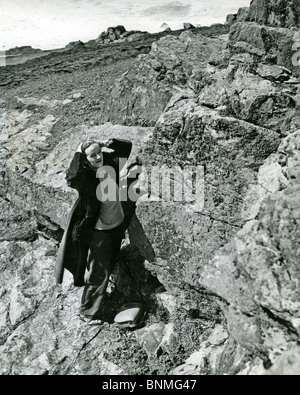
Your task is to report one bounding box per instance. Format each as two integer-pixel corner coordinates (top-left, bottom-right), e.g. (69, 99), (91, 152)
(84, 143), (104, 168)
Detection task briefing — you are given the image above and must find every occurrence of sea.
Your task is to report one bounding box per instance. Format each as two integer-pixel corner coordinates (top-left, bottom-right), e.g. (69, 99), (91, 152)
(0, 0), (250, 52)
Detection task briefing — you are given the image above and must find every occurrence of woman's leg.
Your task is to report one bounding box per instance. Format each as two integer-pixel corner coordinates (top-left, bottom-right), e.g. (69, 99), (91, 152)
(80, 227), (123, 320)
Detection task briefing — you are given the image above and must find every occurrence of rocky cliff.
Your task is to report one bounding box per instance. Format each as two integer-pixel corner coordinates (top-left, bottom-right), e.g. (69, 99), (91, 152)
(0, 0), (300, 375)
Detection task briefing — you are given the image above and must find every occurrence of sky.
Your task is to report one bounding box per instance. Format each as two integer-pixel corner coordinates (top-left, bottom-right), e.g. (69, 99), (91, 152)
(0, 0), (251, 51)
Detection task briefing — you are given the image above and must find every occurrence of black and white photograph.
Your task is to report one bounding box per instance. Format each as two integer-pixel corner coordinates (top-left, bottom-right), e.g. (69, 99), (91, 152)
(0, 0), (300, 377)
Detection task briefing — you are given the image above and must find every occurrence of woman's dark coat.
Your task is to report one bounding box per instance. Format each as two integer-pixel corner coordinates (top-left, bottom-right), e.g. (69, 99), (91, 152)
(55, 138), (136, 287)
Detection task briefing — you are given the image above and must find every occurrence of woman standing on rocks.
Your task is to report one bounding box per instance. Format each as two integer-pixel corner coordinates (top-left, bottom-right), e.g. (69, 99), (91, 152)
(55, 138), (136, 325)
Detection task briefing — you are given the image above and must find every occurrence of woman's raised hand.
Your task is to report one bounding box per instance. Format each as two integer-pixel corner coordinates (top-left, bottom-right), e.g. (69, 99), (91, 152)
(95, 139), (113, 147)
(76, 143), (83, 153)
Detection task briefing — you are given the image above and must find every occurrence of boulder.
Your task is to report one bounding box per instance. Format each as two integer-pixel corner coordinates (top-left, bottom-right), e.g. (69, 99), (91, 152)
(170, 325), (230, 375)
(135, 323), (177, 357)
(228, 22), (300, 77)
(197, 59), (300, 134)
(183, 23), (195, 30)
(107, 25), (126, 41)
(96, 26), (149, 45)
(161, 23), (171, 32)
(247, 0), (300, 28)
(118, 31), (149, 43)
(226, 7), (249, 26)
(137, 100), (281, 294)
(226, 14), (237, 26)
(200, 130), (300, 361)
(0, 198), (37, 242)
(97, 26), (127, 44)
(237, 7), (250, 22)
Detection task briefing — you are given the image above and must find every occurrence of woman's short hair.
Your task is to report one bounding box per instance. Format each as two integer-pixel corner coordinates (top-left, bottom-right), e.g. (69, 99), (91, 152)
(81, 140), (104, 156)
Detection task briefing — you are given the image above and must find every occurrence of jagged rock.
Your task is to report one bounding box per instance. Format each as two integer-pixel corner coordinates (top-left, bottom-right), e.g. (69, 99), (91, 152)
(183, 23), (195, 30)
(62, 98), (73, 105)
(247, 0), (300, 28)
(237, 7), (250, 22)
(0, 234), (161, 375)
(256, 63), (291, 81)
(0, 301), (9, 343)
(156, 293), (177, 315)
(8, 237), (57, 327)
(98, 31), (227, 126)
(161, 23), (171, 32)
(136, 97), (281, 297)
(135, 323), (177, 357)
(98, 353), (126, 375)
(72, 92), (82, 100)
(196, 60), (300, 134)
(1, 0), (300, 376)
(107, 25), (126, 41)
(96, 26), (148, 45)
(1, 109), (58, 173)
(0, 237), (57, 344)
(170, 325), (229, 375)
(226, 7), (250, 26)
(228, 22), (300, 77)
(0, 198), (37, 242)
(200, 130), (300, 361)
(120, 31), (149, 43)
(265, 346), (300, 375)
(241, 159), (288, 220)
(226, 14), (237, 26)
(237, 357), (267, 375)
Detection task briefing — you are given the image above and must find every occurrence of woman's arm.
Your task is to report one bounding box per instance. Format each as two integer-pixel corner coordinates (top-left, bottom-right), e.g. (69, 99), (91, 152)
(106, 138), (132, 160)
(66, 151), (84, 191)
